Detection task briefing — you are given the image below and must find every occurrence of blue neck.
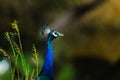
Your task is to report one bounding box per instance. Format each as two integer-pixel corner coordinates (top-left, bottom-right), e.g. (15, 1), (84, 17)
(39, 37), (54, 80)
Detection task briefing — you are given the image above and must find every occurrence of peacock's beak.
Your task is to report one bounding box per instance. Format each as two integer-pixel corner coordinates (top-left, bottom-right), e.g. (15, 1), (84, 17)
(58, 32), (64, 37)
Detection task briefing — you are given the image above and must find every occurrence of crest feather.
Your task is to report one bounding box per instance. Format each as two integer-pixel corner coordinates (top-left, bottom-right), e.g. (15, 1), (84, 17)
(40, 24), (50, 36)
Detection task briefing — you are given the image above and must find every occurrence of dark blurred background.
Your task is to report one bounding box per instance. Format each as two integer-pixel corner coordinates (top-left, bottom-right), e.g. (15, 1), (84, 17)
(1, 0), (120, 80)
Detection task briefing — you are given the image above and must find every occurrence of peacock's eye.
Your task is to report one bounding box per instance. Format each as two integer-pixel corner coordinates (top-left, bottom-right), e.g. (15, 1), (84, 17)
(52, 31), (58, 37)
(55, 32), (58, 34)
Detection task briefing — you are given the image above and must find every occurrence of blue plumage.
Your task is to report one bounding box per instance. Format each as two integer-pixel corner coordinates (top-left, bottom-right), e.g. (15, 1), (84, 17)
(38, 24), (63, 80)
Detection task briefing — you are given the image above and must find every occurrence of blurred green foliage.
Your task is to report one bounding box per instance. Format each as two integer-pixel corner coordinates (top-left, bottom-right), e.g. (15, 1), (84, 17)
(57, 64), (75, 80)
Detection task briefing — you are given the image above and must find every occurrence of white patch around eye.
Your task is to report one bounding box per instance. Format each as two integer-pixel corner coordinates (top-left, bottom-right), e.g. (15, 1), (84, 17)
(52, 32), (58, 37)
(44, 27), (50, 35)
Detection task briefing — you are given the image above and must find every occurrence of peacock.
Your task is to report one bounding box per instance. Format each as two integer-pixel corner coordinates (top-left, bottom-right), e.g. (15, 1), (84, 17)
(35, 24), (64, 80)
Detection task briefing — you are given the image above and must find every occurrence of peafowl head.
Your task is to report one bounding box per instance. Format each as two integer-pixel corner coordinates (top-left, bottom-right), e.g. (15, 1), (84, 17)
(41, 24), (64, 41)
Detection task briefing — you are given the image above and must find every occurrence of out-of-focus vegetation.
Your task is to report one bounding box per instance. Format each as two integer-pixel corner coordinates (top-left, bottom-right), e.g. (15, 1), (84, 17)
(1, 0), (120, 80)
(4, 21), (40, 80)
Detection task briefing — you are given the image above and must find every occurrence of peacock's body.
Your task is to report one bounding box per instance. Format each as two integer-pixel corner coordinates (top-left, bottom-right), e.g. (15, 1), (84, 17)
(37, 24), (63, 80)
